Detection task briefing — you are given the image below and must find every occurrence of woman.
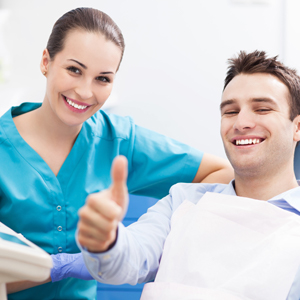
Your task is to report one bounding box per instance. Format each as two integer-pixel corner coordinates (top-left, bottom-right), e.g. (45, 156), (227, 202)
(3, 7), (232, 300)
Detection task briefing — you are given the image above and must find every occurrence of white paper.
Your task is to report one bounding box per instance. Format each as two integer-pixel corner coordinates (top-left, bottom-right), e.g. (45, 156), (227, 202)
(141, 192), (300, 300)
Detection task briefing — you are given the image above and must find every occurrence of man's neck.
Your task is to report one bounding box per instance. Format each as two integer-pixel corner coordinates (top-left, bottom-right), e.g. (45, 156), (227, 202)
(234, 169), (299, 200)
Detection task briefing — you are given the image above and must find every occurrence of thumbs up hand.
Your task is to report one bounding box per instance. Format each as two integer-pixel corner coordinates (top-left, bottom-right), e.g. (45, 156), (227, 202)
(77, 156), (129, 253)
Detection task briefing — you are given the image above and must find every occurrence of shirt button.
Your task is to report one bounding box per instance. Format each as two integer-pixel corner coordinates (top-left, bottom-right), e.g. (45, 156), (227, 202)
(88, 257), (96, 262)
(56, 205), (62, 211)
(57, 226), (62, 231)
(58, 247), (63, 252)
(98, 272), (103, 276)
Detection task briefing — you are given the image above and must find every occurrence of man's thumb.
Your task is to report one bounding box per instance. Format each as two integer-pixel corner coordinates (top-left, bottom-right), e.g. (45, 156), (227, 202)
(110, 155), (128, 211)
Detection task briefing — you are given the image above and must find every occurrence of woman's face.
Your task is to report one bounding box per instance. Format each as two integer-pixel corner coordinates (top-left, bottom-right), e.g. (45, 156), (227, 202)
(40, 29), (122, 128)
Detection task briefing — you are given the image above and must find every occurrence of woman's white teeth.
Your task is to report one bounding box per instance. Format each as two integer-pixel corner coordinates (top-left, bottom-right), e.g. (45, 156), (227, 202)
(236, 139), (260, 145)
(66, 98), (87, 110)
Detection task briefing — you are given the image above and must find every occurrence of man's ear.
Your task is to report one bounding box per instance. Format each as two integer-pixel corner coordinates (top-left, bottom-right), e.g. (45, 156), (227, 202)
(293, 115), (300, 142)
(40, 49), (50, 75)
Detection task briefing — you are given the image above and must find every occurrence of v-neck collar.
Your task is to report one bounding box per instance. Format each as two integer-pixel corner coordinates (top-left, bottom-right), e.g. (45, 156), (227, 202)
(0, 103), (88, 189)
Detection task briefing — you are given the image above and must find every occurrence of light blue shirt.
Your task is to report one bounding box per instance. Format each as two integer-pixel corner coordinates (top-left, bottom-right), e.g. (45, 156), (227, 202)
(81, 181), (300, 300)
(0, 103), (203, 300)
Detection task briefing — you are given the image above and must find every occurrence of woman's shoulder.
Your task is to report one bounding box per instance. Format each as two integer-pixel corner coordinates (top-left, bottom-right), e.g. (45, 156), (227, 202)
(85, 110), (135, 140)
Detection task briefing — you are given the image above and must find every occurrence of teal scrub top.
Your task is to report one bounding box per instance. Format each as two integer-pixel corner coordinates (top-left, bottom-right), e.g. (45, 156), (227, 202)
(0, 103), (203, 300)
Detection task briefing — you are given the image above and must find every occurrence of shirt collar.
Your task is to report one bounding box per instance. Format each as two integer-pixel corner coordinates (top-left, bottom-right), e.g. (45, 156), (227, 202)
(225, 180), (300, 213)
(268, 181), (300, 212)
(222, 180), (237, 196)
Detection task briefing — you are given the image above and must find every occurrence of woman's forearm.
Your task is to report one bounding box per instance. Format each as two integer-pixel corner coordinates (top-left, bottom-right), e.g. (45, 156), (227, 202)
(6, 277), (51, 294)
(193, 153), (234, 184)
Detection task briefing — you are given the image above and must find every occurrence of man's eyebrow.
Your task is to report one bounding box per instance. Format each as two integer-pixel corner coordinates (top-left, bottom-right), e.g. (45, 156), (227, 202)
(251, 97), (278, 105)
(220, 97), (278, 111)
(67, 59), (115, 75)
(220, 99), (235, 111)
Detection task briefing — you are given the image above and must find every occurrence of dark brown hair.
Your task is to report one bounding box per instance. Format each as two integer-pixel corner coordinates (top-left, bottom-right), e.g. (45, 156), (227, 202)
(46, 7), (125, 70)
(224, 50), (300, 121)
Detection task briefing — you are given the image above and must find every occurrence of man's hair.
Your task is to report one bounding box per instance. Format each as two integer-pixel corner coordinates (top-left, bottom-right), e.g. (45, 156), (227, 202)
(224, 50), (300, 121)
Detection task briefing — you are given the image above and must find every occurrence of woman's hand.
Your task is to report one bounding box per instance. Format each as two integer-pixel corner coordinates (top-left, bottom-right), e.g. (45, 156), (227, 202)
(77, 156), (129, 253)
(51, 252), (94, 282)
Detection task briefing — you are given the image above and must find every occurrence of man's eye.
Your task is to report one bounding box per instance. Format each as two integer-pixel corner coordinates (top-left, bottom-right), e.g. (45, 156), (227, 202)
(97, 76), (110, 83)
(256, 108), (272, 113)
(224, 111), (238, 115)
(67, 66), (81, 74)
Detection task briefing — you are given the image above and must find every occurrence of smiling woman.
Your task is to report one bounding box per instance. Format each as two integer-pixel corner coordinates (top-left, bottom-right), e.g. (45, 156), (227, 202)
(41, 30), (121, 129)
(0, 7), (233, 300)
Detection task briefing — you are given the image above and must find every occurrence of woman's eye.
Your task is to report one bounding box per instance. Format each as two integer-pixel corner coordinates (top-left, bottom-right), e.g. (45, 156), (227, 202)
(96, 76), (110, 83)
(67, 66), (81, 74)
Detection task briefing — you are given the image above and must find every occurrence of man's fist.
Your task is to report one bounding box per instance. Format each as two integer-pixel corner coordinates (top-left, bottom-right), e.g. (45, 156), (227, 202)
(77, 156), (129, 252)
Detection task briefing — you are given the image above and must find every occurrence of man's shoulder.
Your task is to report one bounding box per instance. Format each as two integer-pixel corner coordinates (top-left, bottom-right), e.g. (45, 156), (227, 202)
(169, 182), (230, 205)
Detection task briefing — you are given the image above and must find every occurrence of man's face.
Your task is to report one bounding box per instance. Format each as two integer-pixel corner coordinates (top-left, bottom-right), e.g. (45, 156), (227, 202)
(220, 73), (300, 178)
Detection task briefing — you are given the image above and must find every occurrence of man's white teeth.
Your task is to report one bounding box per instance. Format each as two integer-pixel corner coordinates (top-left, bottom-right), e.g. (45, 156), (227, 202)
(66, 98), (87, 110)
(236, 139), (260, 145)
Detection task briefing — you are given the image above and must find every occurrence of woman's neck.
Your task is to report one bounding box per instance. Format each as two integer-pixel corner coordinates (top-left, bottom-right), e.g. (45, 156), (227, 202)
(33, 100), (82, 144)
(13, 100), (83, 176)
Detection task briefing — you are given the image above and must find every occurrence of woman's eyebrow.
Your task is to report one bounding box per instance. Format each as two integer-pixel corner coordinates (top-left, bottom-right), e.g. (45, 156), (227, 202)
(67, 59), (115, 75)
(100, 71), (114, 75)
(68, 59), (87, 69)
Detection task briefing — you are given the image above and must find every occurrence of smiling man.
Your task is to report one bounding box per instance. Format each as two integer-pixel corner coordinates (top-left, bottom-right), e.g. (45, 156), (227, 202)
(77, 51), (300, 300)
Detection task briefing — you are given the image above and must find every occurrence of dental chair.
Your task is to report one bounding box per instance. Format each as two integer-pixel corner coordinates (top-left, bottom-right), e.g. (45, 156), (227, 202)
(0, 222), (52, 300)
(294, 144), (300, 180)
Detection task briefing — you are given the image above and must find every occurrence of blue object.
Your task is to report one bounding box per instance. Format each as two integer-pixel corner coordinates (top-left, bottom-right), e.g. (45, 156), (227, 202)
(1, 103), (202, 300)
(294, 143), (300, 179)
(0, 232), (29, 247)
(51, 252), (94, 282)
(97, 194), (158, 300)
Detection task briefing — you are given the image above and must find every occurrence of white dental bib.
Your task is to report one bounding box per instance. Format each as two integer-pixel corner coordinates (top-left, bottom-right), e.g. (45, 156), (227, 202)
(141, 192), (300, 300)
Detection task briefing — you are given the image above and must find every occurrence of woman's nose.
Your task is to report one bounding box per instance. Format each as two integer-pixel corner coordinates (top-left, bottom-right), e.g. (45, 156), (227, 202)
(75, 81), (93, 100)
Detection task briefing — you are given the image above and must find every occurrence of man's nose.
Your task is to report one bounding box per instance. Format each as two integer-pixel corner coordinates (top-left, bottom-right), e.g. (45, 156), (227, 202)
(233, 111), (256, 131)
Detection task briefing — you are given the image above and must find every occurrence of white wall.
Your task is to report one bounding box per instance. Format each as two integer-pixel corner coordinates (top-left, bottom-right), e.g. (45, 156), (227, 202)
(285, 0), (300, 72)
(0, 0), (289, 158)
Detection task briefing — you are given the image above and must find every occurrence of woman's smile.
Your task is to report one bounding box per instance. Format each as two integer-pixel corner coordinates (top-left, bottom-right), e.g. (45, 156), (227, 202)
(62, 95), (90, 113)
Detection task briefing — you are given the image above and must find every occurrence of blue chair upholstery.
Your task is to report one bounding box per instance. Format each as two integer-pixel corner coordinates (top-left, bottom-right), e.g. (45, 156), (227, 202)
(295, 144), (300, 180)
(97, 194), (159, 300)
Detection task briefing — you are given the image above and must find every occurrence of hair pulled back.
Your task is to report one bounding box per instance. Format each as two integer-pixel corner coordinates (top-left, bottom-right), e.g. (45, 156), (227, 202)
(47, 7), (125, 69)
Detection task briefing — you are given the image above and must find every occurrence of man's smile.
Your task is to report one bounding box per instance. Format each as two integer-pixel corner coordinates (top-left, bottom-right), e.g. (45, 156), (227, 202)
(233, 138), (265, 146)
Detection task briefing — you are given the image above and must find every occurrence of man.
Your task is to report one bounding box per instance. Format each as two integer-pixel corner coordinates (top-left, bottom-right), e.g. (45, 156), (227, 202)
(77, 50), (300, 300)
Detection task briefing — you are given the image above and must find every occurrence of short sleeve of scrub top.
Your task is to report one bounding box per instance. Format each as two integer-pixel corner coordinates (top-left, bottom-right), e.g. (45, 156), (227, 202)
(0, 103), (203, 300)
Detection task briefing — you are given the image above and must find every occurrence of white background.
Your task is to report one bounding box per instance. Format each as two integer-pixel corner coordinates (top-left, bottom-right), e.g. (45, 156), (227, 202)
(0, 0), (299, 158)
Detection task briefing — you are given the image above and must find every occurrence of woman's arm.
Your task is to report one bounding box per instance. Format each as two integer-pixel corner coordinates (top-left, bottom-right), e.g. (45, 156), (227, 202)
(6, 252), (93, 294)
(6, 278), (51, 294)
(192, 153), (234, 184)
